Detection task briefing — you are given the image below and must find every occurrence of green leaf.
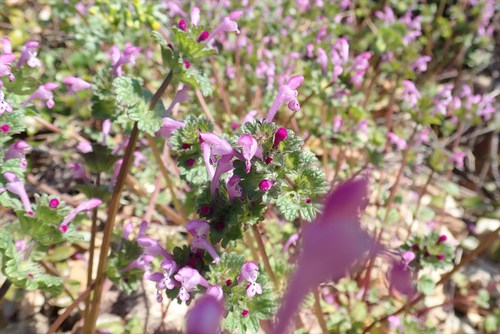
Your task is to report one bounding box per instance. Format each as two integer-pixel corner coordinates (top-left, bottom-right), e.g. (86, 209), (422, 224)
(484, 314), (498, 333)
(417, 274), (436, 295)
(179, 66), (213, 96)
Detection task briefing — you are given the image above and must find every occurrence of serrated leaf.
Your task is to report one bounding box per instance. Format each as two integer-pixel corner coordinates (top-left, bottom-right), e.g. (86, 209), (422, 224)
(417, 274), (436, 295)
(179, 66), (212, 96)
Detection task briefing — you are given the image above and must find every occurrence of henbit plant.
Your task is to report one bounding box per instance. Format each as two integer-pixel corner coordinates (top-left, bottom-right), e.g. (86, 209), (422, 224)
(0, 1), (498, 334)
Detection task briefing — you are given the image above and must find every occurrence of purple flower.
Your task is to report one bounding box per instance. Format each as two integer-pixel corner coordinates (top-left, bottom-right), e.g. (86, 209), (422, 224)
(205, 11), (243, 42)
(190, 6), (200, 26)
(283, 233), (299, 253)
(16, 41), (42, 68)
(15, 240), (26, 252)
(108, 44), (141, 77)
(273, 127), (288, 148)
(2, 38), (12, 53)
(165, 85), (190, 115)
(401, 251), (416, 269)
(316, 47), (328, 74)
(401, 80), (420, 108)
(0, 53), (16, 85)
(62, 76), (92, 94)
(450, 151), (466, 168)
(147, 258), (178, 301)
(237, 261), (263, 297)
(4, 140), (30, 166)
(178, 19), (187, 31)
(350, 52), (372, 87)
(0, 90), (13, 115)
(69, 162), (90, 182)
(101, 119), (112, 145)
(332, 115), (343, 133)
(76, 139), (93, 153)
(3, 172), (33, 214)
(238, 134), (259, 173)
(388, 261), (415, 296)
(59, 198), (102, 232)
(412, 56), (431, 73)
(227, 175), (242, 202)
(273, 178), (376, 334)
(476, 95), (495, 120)
(185, 294), (224, 334)
(266, 75), (304, 122)
(206, 285), (224, 301)
(433, 84), (453, 115)
(259, 179), (273, 192)
(197, 31), (210, 42)
(388, 315), (402, 331)
(242, 109), (258, 125)
(416, 128), (430, 144)
(174, 266), (209, 302)
(186, 220), (220, 263)
(387, 132), (407, 151)
(23, 82), (59, 109)
(156, 117), (185, 138)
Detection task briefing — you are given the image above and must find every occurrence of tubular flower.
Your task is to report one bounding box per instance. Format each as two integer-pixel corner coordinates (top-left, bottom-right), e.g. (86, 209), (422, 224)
(4, 140), (30, 168)
(186, 220), (220, 263)
(227, 175), (242, 202)
(156, 117), (185, 139)
(266, 75), (304, 122)
(401, 80), (421, 108)
(23, 82), (59, 109)
(174, 266), (209, 302)
(17, 41), (42, 68)
(411, 56), (431, 73)
(59, 198), (102, 232)
(109, 44), (141, 77)
(3, 172), (33, 214)
(205, 11), (243, 42)
(62, 76), (92, 94)
(147, 258), (178, 302)
(165, 85), (190, 115)
(0, 53), (16, 83)
(185, 294), (224, 334)
(0, 90), (12, 115)
(238, 134), (259, 173)
(238, 261), (262, 297)
(387, 132), (407, 151)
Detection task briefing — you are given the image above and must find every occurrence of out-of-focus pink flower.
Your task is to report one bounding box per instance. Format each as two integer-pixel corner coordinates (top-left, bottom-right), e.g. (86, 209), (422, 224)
(375, 6), (396, 23)
(59, 198), (102, 232)
(62, 76), (92, 94)
(417, 128), (430, 144)
(17, 41), (42, 68)
(186, 220), (220, 263)
(332, 115), (344, 133)
(266, 75), (304, 122)
(242, 109), (258, 125)
(273, 178), (375, 334)
(450, 151), (466, 168)
(0, 53), (16, 83)
(388, 261), (415, 296)
(69, 162), (90, 182)
(3, 172), (33, 214)
(0, 90), (13, 115)
(190, 6), (200, 26)
(165, 85), (190, 115)
(108, 44), (141, 77)
(433, 84), (453, 115)
(185, 295), (224, 334)
(350, 52), (371, 87)
(237, 261), (263, 297)
(206, 11), (243, 42)
(259, 179), (273, 192)
(401, 251), (416, 268)
(476, 95), (495, 120)
(206, 285), (224, 301)
(101, 119), (112, 145)
(77, 139), (93, 153)
(316, 47), (328, 74)
(174, 266), (209, 302)
(2, 37), (12, 53)
(4, 140), (30, 163)
(401, 80), (420, 108)
(412, 56), (431, 73)
(156, 117), (185, 138)
(387, 132), (407, 151)
(23, 82), (59, 109)
(15, 239), (27, 252)
(283, 233), (299, 253)
(388, 315), (402, 331)
(147, 258), (178, 302)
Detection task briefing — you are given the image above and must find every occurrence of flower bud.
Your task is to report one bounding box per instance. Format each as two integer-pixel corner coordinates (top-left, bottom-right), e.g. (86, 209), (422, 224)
(49, 198), (60, 209)
(241, 309), (249, 317)
(178, 19), (187, 31)
(273, 127), (288, 148)
(197, 31), (209, 42)
(259, 179), (273, 191)
(437, 235), (447, 244)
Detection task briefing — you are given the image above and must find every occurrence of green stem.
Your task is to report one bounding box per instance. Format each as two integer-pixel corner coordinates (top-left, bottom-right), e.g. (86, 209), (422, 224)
(84, 70), (173, 333)
(251, 224), (279, 288)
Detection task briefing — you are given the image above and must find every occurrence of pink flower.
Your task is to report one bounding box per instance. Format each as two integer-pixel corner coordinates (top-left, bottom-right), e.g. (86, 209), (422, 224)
(186, 220), (220, 263)
(401, 80), (420, 108)
(2, 37), (12, 53)
(190, 7), (200, 26)
(417, 128), (430, 144)
(17, 41), (42, 68)
(388, 261), (415, 296)
(387, 132), (407, 151)
(185, 295), (224, 334)
(3, 172), (33, 214)
(206, 285), (224, 301)
(227, 175), (242, 202)
(174, 266), (209, 302)
(273, 128), (288, 148)
(238, 261), (263, 297)
(147, 258), (178, 300)
(101, 119), (112, 145)
(388, 315), (402, 331)
(433, 84), (453, 115)
(4, 140), (30, 165)
(437, 234), (447, 244)
(0, 53), (16, 83)
(165, 85), (190, 114)
(109, 44), (141, 77)
(156, 117), (185, 138)
(178, 19), (187, 31)
(350, 52), (372, 87)
(23, 82), (59, 109)
(411, 56), (431, 73)
(238, 134), (259, 173)
(69, 162), (90, 182)
(259, 179), (273, 191)
(316, 47), (328, 74)
(450, 151), (466, 168)
(266, 75), (304, 122)
(0, 90), (13, 115)
(62, 76), (92, 94)
(205, 11), (243, 42)
(332, 115), (344, 133)
(401, 251), (416, 268)
(49, 198), (60, 209)
(273, 178), (375, 334)
(242, 109), (258, 125)
(283, 233), (299, 253)
(59, 198), (102, 232)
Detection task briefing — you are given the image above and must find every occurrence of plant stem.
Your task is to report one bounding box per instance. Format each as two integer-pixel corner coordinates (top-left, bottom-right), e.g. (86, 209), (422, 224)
(251, 224), (279, 288)
(48, 283), (94, 334)
(84, 70), (173, 333)
(363, 226), (500, 333)
(84, 173), (100, 321)
(313, 288), (329, 334)
(406, 169), (434, 241)
(0, 279), (12, 301)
